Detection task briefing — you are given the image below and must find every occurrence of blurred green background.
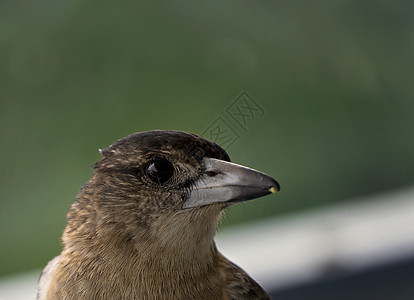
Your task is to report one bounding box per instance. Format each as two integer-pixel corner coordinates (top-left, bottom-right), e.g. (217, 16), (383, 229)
(1, 0), (414, 277)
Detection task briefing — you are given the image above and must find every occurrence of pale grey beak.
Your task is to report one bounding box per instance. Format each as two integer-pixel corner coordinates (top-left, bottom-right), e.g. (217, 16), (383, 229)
(182, 158), (280, 209)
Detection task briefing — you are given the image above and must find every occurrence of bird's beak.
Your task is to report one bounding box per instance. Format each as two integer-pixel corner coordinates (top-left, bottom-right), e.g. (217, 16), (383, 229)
(182, 158), (280, 209)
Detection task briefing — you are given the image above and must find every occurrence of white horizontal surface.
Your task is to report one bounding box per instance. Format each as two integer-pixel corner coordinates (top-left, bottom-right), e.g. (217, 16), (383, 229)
(0, 271), (39, 300)
(1, 187), (414, 299)
(216, 187), (414, 289)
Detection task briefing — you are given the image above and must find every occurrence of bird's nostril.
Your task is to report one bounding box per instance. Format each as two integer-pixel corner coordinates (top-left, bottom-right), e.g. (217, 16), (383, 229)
(206, 171), (219, 177)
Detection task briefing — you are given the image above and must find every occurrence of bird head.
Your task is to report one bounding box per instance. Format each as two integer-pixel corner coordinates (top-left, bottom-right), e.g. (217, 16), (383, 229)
(72, 130), (279, 252)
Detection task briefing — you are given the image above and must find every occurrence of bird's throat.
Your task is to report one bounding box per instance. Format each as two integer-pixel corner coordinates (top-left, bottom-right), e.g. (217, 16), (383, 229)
(58, 198), (224, 297)
(147, 207), (222, 267)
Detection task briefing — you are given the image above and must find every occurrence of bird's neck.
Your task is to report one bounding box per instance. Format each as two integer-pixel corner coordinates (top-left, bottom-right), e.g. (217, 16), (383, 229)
(52, 208), (226, 299)
(62, 200), (223, 276)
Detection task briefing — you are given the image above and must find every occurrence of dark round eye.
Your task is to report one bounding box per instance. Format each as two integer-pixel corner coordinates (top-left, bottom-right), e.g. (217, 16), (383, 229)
(145, 158), (174, 184)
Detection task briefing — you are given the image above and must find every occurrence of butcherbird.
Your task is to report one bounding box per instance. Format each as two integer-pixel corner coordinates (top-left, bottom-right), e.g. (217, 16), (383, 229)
(37, 130), (280, 299)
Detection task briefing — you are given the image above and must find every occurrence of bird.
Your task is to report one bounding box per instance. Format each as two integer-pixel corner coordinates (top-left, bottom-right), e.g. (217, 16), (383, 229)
(37, 130), (280, 300)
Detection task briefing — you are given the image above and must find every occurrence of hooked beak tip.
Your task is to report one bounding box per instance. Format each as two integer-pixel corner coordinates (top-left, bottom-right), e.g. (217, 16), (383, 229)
(269, 186), (278, 194)
(269, 180), (281, 194)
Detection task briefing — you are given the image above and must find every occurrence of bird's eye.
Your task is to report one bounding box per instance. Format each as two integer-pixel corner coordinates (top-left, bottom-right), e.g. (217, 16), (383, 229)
(145, 158), (174, 184)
